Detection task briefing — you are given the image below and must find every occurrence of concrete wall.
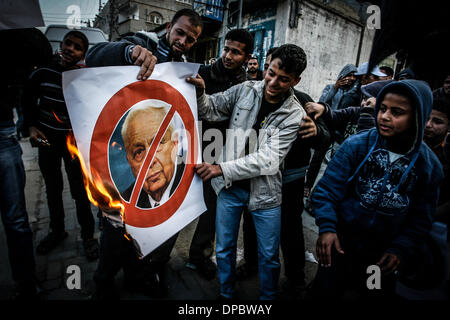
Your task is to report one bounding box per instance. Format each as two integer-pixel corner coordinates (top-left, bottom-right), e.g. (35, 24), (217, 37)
(283, 0), (375, 100)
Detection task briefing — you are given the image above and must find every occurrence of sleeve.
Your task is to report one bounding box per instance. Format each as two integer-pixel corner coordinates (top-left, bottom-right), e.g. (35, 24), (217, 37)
(385, 162), (444, 261)
(197, 83), (243, 122)
(319, 84), (336, 104)
(325, 106), (361, 133)
(85, 35), (147, 67)
(312, 137), (360, 234)
(219, 110), (304, 185)
(356, 107), (376, 132)
(22, 70), (41, 131)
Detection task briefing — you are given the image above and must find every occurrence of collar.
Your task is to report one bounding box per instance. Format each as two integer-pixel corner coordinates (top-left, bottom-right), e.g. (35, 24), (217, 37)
(210, 59), (247, 84)
(148, 163), (178, 207)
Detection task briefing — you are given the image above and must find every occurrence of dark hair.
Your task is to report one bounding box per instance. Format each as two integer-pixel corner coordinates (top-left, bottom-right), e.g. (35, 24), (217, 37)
(270, 44), (307, 78)
(380, 66), (394, 77)
(248, 56), (258, 62)
(171, 8), (203, 29)
(433, 98), (450, 121)
(63, 30), (89, 53)
(266, 46), (279, 58)
(225, 29), (254, 55)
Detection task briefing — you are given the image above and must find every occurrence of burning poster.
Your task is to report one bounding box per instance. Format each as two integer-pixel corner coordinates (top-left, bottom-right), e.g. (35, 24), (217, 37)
(62, 63), (206, 257)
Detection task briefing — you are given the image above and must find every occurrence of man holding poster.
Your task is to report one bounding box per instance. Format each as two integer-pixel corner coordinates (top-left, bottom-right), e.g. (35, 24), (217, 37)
(84, 9), (203, 299)
(187, 44), (307, 300)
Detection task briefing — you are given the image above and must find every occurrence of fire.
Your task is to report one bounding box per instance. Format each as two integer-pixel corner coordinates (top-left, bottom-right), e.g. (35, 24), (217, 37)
(66, 133), (125, 216)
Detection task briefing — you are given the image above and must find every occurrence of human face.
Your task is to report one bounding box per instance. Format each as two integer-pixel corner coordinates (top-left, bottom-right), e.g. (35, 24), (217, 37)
(377, 93), (414, 138)
(424, 109), (449, 143)
(247, 58), (259, 73)
(264, 58), (300, 103)
(361, 74), (378, 85)
(443, 76), (450, 95)
(125, 110), (178, 201)
(342, 72), (356, 88)
(263, 54), (272, 78)
(60, 35), (86, 67)
(221, 39), (249, 71)
(166, 15), (202, 58)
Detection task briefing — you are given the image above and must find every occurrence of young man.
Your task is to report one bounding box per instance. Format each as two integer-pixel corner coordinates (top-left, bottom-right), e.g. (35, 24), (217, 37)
(354, 62), (387, 85)
(87, 9), (203, 299)
(187, 29), (254, 280)
(310, 80), (444, 299)
(246, 56), (263, 80)
(187, 44), (307, 300)
(237, 47), (330, 299)
(423, 99), (449, 207)
(86, 8), (203, 79)
(23, 31), (99, 260)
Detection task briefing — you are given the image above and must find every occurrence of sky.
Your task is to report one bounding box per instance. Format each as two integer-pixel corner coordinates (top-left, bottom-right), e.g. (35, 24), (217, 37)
(38, 0), (107, 26)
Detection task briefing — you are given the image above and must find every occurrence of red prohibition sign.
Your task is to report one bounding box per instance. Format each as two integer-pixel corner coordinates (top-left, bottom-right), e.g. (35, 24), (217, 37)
(90, 80), (198, 228)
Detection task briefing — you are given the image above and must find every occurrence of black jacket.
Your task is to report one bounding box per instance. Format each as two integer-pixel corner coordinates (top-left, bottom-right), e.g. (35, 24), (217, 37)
(283, 89), (330, 170)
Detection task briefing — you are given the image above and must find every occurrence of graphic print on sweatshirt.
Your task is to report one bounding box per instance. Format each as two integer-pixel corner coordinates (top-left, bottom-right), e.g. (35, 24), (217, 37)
(355, 149), (417, 214)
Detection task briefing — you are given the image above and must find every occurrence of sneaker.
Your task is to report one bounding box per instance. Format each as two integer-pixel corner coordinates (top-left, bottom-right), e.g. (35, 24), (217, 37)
(83, 238), (99, 261)
(36, 231), (68, 255)
(235, 262), (258, 281)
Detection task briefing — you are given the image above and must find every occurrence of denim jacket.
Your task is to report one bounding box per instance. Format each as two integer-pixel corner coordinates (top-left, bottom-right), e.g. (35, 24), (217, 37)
(197, 80), (305, 211)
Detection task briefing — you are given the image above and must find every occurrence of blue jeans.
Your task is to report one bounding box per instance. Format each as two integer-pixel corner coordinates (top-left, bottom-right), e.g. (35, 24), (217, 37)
(215, 186), (281, 300)
(0, 126), (36, 289)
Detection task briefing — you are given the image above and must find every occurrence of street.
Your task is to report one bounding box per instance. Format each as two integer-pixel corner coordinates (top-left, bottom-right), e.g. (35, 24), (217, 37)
(0, 137), (320, 300)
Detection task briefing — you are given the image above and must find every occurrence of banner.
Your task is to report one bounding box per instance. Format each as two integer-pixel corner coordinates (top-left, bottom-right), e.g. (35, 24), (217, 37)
(63, 63), (206, 257)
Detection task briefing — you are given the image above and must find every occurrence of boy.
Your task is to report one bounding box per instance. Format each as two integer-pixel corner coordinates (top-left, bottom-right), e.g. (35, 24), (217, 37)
(187, 44), (306, 299)
(23, 31), (99, 260)
(311, 80), (444, 299)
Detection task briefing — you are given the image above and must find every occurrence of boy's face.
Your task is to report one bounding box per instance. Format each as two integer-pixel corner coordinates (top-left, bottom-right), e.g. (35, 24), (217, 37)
(221, 39), (249, 71)
(424, 109), (449, 142)
(264, 58), (300, 103)
(61, 35), (86, 67)
(377, 93), (414, 138)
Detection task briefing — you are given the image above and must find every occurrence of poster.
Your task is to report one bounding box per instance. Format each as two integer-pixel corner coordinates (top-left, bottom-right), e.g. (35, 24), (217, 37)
(62, 63), (206, 257)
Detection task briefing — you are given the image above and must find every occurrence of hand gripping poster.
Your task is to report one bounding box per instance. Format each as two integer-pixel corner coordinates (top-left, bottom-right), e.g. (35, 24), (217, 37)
(62, 62), (206, 258)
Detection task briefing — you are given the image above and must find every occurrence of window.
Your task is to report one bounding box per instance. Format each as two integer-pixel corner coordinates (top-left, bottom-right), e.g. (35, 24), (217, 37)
(146, 11), (163, 24)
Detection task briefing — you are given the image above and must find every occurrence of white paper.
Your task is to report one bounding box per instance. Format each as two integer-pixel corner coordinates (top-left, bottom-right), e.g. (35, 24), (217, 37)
(63, 63), (206, 257)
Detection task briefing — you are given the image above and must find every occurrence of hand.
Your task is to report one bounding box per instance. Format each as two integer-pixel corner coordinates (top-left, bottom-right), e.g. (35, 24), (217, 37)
(334, 78), (347, 89)
(316, 232), (344, 267)
(377, 253), (400, 275)
(304, 102), (325, 120)
(361, 97), (376, 108)
(195, 162), (222, 181)
(186, 74), (206, 98)
(130, 45), (157, 80)
(298, 115), (317, 139)
(29, 126), (50, 147)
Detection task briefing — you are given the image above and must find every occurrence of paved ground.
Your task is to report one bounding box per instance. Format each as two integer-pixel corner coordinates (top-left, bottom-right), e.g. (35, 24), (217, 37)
(0, 137), (320, 300)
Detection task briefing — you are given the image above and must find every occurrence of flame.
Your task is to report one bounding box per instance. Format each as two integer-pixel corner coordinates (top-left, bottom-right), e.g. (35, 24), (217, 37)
(66, 134), (125, 216)
(52, 111), (64, 124)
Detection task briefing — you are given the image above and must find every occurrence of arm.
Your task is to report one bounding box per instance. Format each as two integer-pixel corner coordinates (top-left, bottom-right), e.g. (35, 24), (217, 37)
(86, 35), (156, 81)
(319, 84), (337, 104)
(220, 111), (304, 185)
(385, 165), (443, 263)
(196, 83), (244, 123)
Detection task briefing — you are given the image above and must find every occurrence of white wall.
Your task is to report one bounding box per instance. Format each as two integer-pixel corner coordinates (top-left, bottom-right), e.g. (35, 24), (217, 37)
(280, 1), (375, 101)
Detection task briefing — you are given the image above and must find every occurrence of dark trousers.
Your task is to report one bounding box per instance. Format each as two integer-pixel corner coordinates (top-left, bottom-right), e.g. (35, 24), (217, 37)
(309, 248), (398, 300)
(94, 217), (178, 294)
(37, 128), (94, 239)
(189, 179), (217, 263)
(0, 126), (36, 289)
(242, 178), (306, 282)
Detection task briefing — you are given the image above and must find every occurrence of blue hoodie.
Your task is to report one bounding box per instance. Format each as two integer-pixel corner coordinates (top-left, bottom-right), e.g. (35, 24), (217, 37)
(312, 80), (444, 260)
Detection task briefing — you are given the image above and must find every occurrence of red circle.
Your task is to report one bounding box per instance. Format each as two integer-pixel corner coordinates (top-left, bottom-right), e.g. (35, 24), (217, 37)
(90, 80), (198, 228)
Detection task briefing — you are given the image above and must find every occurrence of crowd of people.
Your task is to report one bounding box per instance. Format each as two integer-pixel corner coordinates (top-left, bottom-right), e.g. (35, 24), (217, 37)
(1, 8), (448, 301)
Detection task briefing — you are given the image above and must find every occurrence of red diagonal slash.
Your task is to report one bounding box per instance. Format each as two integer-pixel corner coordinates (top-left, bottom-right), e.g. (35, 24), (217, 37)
(129, 106), (176, 207)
